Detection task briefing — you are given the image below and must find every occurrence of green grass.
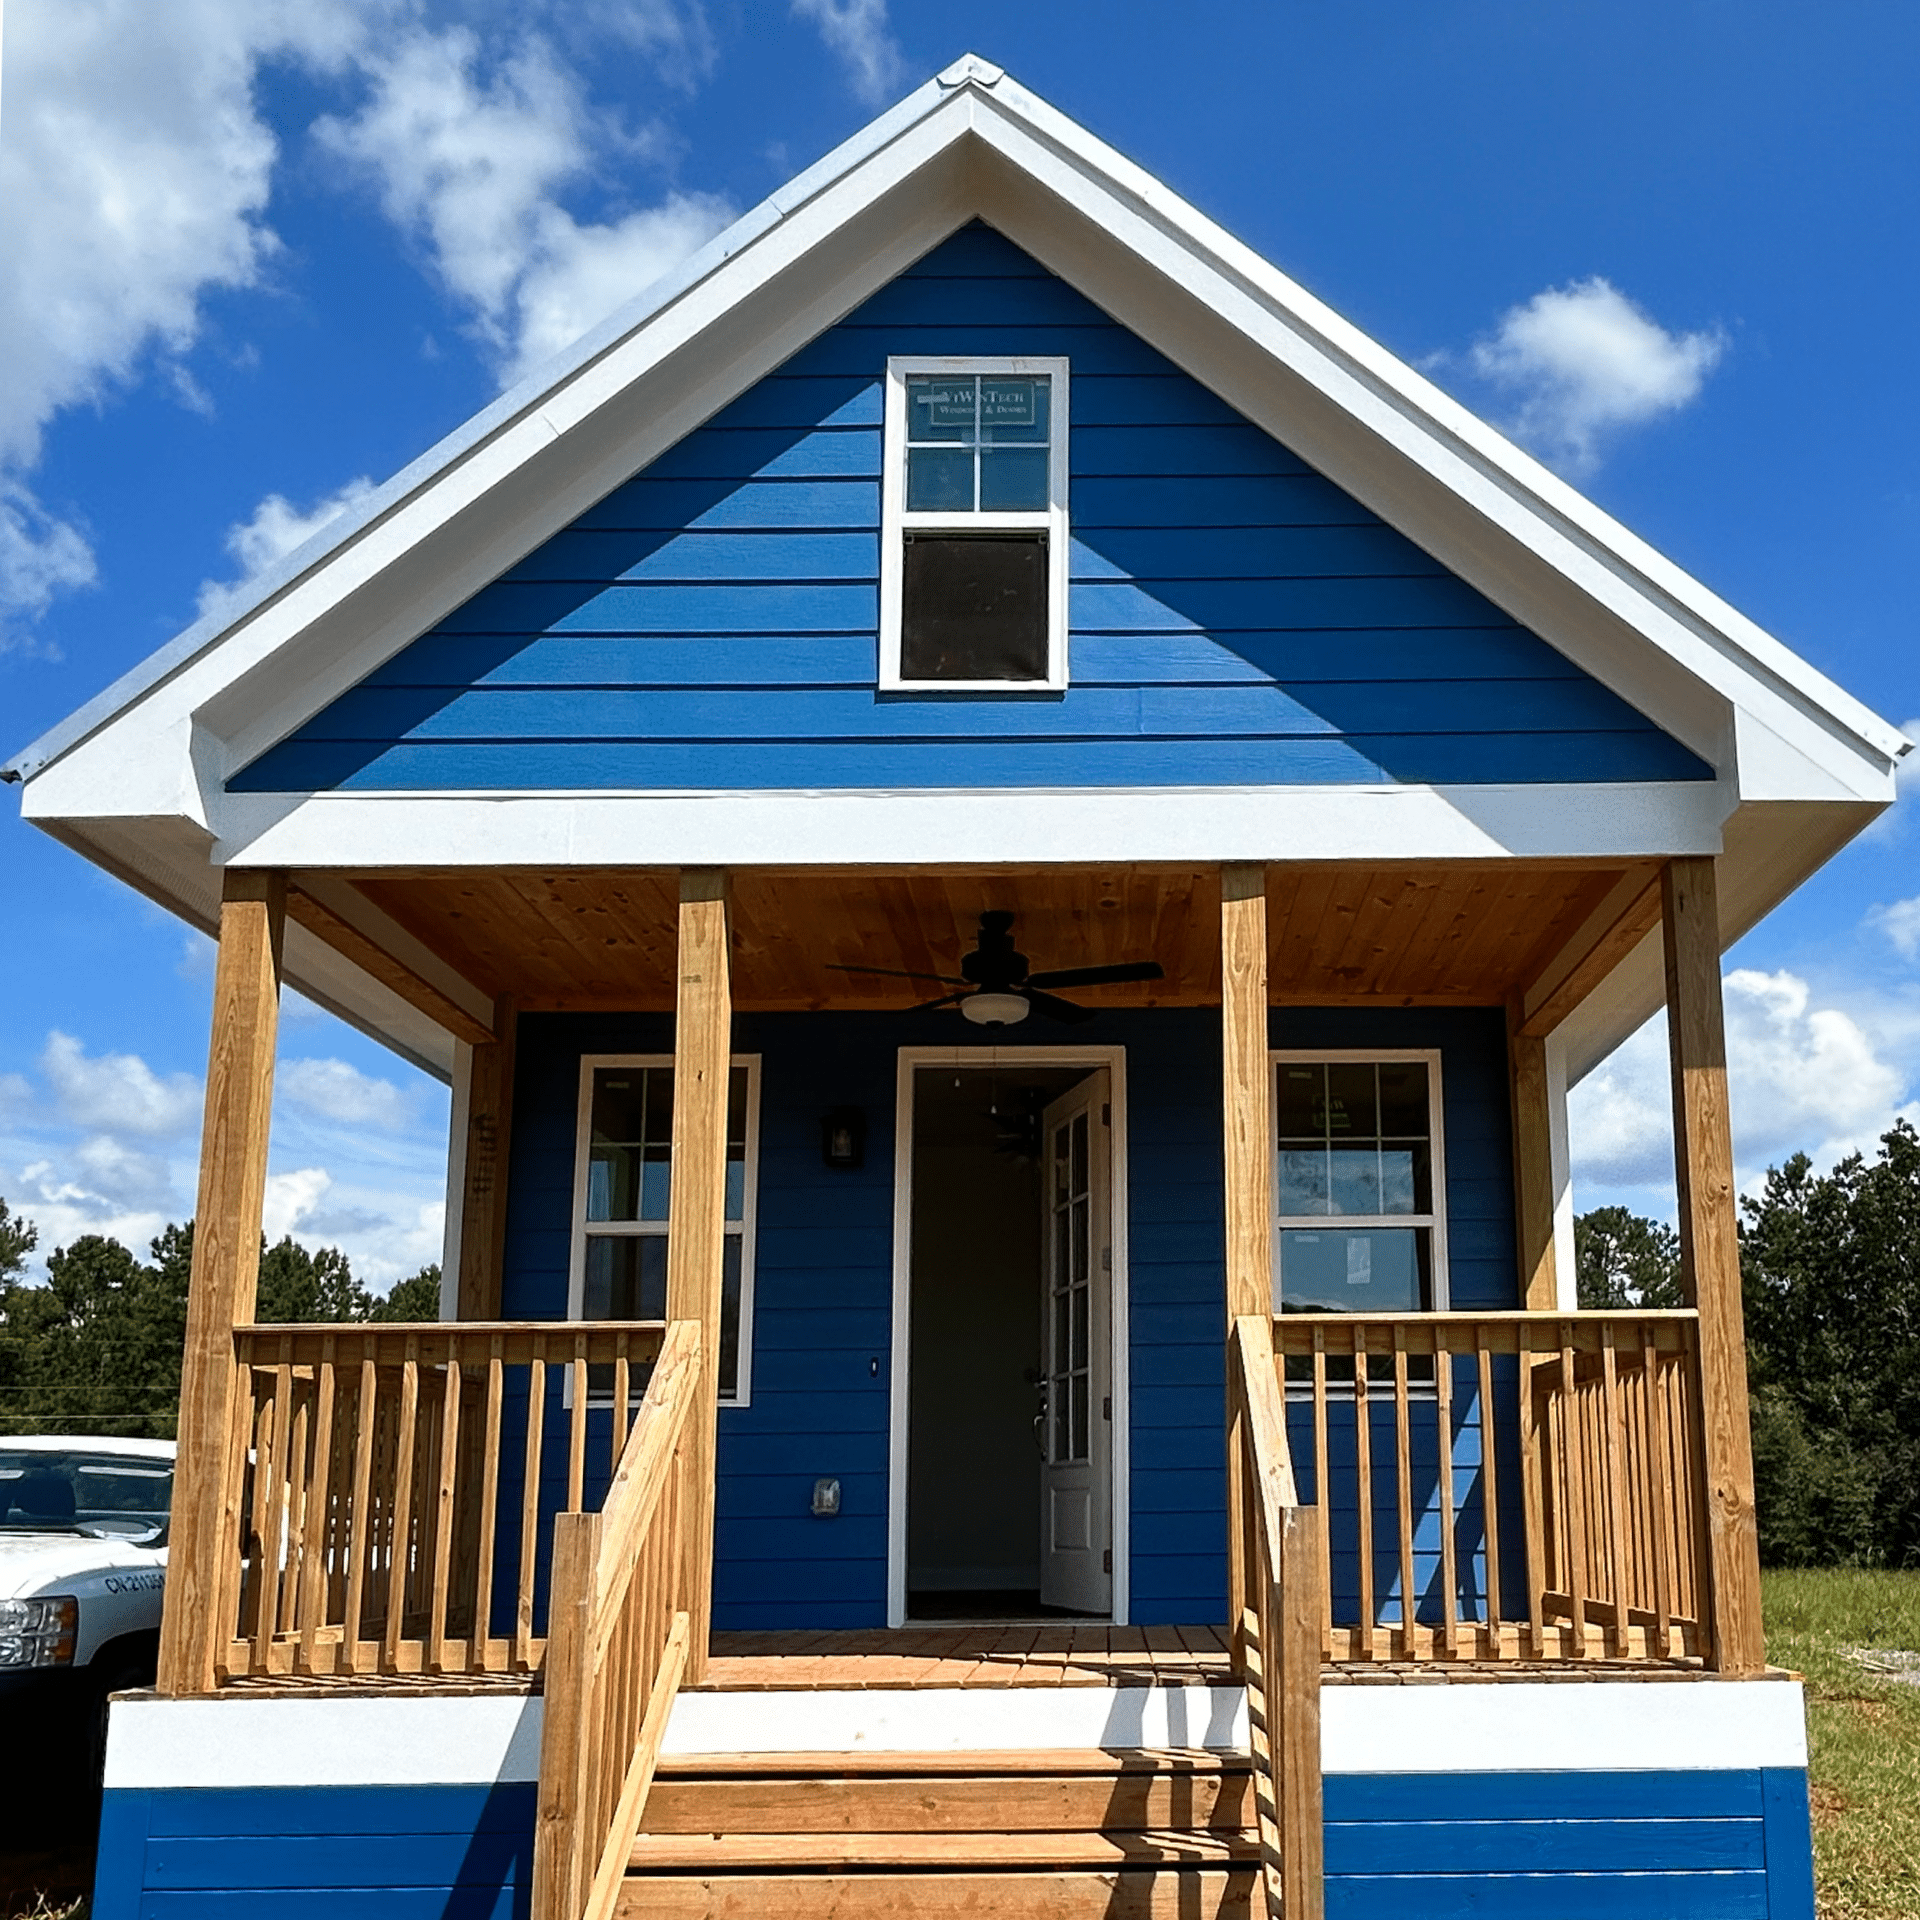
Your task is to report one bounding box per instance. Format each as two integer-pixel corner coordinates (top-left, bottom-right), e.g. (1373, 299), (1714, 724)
(1765, 1569), (1920, 1920)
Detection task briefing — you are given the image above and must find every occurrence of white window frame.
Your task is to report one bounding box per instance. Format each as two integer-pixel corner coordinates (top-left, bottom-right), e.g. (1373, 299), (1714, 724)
(1269, 1048), (1450, 1313)
(567, 1053), (761, 1406)
(880, 355), (1071, 692)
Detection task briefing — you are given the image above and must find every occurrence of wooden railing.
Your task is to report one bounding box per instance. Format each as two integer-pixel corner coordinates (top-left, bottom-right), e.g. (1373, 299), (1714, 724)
(219, 1320), (668, 1681)
(1229, 1316), (1325, 1920)
(533, 1320), (700, 1920)
(1271, 1310), (1710, 1662)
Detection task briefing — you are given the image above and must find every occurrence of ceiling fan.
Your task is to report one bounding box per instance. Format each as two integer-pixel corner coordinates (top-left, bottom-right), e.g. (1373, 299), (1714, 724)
(828, 910), (1164, 1026)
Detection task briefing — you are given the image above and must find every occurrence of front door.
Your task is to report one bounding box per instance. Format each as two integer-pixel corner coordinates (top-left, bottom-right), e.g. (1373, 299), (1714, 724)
(1039, 1071), (1113, 1614)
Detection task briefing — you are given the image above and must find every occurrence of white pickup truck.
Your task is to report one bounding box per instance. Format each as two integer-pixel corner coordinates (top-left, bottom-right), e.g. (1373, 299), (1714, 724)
(0, 1435), (174, 1762)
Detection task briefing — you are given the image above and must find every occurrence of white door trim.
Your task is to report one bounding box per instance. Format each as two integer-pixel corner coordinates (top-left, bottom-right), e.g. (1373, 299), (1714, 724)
(887, 1043), (1131, 1629)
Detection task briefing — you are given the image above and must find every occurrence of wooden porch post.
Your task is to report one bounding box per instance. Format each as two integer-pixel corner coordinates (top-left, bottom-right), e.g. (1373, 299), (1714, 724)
(156, 871), (286, 1696)
(454, 996), (517, 1319)
(1508, 1024), (1561, 1310)
(664, 870), (731, 1685)
(1662, 857), (1765, 1675)
(1221, 864), (1273, 1638)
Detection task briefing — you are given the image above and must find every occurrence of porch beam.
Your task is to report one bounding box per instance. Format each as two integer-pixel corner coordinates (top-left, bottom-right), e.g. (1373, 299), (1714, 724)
(454, 998), (518, 1320)
(1220, 863), (1273, 1639)
(1508, 1021), (1560, 1311)
(1661, 857), (1765, 1675)
(664, 869), (732, 1685)
(156, 871), (286, 1697)
(1515, 870), (1663, 1039)
(286, 882), (495, 1046)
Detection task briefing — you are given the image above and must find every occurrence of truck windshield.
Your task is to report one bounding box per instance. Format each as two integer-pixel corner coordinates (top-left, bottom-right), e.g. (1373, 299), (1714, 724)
(0, 1451), (173, 1539)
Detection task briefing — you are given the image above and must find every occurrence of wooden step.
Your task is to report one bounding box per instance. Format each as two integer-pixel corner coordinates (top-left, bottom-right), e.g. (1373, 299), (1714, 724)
(646, 1749), (1251, 1835)
(615, 1868), (1255, 1918)
(630, 1829), (1257, 1871)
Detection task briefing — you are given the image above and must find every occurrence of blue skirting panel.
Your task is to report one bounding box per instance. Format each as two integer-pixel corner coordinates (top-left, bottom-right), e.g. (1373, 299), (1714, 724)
(94, 1783), (538, 1919)
(1324, 1769), (1816, 1920)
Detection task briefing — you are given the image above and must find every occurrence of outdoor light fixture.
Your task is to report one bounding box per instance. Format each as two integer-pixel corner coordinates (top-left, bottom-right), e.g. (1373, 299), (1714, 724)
(820, 1106), (867, 1168)
(960, 991), (1029, 1027)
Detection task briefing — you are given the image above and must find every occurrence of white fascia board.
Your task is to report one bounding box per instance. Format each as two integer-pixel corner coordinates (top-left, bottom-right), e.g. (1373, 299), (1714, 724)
(208, 781), (1730, 871)
(959, 95), (1905, 801)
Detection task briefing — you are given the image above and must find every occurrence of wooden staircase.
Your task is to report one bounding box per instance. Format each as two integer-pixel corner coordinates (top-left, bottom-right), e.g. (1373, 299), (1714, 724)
(618, 1747), (1259, 1916)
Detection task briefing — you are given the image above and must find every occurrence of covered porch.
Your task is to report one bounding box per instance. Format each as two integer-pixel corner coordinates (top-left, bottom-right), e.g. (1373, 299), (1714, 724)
(151, 853), (1766, 1917)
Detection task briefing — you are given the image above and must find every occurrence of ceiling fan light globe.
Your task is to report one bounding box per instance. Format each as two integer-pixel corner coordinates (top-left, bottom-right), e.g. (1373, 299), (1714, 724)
(961, 991), (1030, 1027)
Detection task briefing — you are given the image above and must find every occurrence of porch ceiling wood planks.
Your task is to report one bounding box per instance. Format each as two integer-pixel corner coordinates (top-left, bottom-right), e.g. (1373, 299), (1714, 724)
(341, 863), (1647, 1012)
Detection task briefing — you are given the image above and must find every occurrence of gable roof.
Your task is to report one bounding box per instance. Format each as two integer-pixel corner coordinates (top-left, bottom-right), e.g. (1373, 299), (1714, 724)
(7, 54), (1908, 1080)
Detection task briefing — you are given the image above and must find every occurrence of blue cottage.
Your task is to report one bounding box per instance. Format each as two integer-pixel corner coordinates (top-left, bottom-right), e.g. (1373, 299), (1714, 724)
(12, 53), (1907, 1920)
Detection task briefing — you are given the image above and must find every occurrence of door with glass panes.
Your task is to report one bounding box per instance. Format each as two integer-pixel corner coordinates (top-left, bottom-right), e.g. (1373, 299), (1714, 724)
(1039, 1071), (1112, 1614)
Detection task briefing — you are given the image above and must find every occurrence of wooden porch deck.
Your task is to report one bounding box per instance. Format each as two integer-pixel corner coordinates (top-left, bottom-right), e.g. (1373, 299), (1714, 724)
(698, 1626), (1236, 1691)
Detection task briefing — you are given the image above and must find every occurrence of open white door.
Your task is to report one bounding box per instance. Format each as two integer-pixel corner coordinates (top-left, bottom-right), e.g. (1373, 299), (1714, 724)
(1039, 1070), (1113, 1615)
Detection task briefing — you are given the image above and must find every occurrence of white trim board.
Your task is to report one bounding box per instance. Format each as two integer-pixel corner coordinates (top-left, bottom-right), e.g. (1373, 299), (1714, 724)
(887, 1044), (1131, 1628)
(663, 1684), (1244, 1755)
(103, 1692), (543, 1790)
(1322, 1678), (1808, 1775)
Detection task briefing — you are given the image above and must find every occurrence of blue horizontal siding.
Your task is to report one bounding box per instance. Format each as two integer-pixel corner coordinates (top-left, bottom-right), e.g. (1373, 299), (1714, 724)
(1324, 1770), (1812, 1920)
(234, 223), (1707, 795)
(94, 1785), (535, 1920)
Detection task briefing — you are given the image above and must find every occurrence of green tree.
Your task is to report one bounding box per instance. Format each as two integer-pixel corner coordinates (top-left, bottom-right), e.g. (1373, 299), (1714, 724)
(372, 1265), (443, 1321)
(1574, 1205), (1682, 1309)
(1740, 1121), (1920, 1567)
(256, 1235), (377, 1322)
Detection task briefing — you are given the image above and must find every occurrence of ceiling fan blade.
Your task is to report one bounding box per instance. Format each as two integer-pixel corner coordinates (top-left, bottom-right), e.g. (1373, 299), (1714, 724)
(1024, 960), (1165, 990)
(826, 962), (970, 986)
(911, 990), (970, 1013)
(1025, 989), (1098, 1025)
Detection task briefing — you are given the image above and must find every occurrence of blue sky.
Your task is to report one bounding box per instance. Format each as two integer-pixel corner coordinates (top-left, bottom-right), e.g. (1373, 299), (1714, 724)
(1, 0), (1915, 1286)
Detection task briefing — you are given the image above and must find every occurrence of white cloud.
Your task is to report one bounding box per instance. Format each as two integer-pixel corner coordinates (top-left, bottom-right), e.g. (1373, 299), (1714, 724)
(791, 0), (906, 106)
(1467, 277), (1726, 476)
(277, 1057), (419, 1131)
(313, 25), (734, 385)
(40, 1031), (202, 1138)
(1871, 895), (1920, 960)
(1570, 967), (1917, 1213)
(195, 477), (379, 624)
(0, 0), (375, 641)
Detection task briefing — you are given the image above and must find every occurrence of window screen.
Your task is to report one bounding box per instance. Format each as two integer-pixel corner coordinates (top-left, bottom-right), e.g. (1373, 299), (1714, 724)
(899, 533), (1049, 683)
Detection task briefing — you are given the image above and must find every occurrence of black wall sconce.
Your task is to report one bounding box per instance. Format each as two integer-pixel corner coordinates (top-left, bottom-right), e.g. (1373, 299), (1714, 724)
(820, 1106), (867, 1169)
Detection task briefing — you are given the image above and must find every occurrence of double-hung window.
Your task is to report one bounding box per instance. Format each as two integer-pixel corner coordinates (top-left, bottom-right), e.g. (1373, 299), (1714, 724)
(880, 356), (1070, 691)
(569, 1056), (759, 1402)
(1272, 1051), (1448, 1314)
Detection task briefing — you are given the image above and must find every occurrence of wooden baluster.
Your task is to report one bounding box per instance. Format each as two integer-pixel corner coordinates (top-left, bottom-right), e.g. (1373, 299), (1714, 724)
(282, 1371), (310, 1644)
(613, 1331), (631, 1473)
(1557, 1324), (1589, 1657)
(1391, 1328), (1417, 1657)
(384, 1341), (420, 1672)
(569, 1332), (589, 1516)
(297, 1340), (337, 1675)
(245, 1389), (276, 1671)
(476, 1336), (505, 1670)
(1599, 1326), (1634, 1656)
(517, 1356), (546, 1668)
(428, 1343), (463, 1673)
(342, 1349), (377, 1673)
(1312, 1325), (1331, 1660)
(1518, 1320), (1547, 1658)
(1476, 1338), (1505, 1658)
(1353, 1324), (1374, 1657)
(1435, 1330), (1458, 1660)
(257, 1343), (298, 1667)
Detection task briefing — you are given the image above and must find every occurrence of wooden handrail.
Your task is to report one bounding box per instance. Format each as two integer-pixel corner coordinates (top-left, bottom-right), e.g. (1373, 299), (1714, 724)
(1230, 1315), (1325, 1920)
(533, 1319), (701, 1920)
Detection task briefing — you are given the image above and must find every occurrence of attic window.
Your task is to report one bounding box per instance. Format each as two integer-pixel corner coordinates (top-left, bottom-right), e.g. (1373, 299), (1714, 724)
(881, 357), (1069, 691)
